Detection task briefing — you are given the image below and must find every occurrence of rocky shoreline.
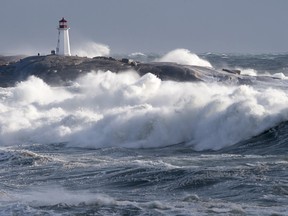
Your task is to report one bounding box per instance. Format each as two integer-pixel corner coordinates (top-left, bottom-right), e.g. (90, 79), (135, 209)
(0, 54), (252, 87)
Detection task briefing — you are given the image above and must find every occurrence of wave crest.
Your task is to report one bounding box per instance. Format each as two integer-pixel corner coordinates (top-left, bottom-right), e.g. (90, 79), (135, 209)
(0, 71), (288, 150)
(74, 41), (110, 58)
(156, 49), (212, 68)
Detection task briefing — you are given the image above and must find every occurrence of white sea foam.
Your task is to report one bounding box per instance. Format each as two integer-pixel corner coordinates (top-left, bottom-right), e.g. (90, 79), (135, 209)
(156, 49), (212, 68)
(235, 68), (288, 80)
(73, 41), (110, 57)
(272, 72), (287, 79)
(0, 71), (288, 150)
(237, 68), (258, 76)
(16, 186), (116, 207)
(129, 52), (146, 57)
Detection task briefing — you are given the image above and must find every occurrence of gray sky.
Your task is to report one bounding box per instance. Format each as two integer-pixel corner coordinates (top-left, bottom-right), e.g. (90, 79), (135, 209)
(1, 0), (288, 55)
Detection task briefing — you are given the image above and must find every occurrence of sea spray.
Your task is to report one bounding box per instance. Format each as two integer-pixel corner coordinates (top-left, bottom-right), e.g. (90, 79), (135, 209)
(74, 41), (110, 57)
(0, 71), (288, 149)
(156, 49), (212, 68)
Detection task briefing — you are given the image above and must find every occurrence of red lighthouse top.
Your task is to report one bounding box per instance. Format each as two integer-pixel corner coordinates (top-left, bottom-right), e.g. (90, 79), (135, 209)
(59, 17), (68, 29)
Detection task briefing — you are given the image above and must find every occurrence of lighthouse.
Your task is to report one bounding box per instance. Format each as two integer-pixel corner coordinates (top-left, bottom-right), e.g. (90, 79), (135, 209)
(56, 17), (71, 56)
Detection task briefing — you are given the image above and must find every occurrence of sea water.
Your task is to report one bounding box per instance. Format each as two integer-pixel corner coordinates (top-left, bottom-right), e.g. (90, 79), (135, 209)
(0, 49), (288, 215)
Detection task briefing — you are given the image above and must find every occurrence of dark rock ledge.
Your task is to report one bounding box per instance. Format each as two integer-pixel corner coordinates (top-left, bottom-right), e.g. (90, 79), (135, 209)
(0, 55), (248, 87)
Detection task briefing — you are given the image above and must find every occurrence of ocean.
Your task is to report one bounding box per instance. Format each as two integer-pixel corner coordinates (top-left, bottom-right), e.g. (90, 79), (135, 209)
(1, 50), (288, 215)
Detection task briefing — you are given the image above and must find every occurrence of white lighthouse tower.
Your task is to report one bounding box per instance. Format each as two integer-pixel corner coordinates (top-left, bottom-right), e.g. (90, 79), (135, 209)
(56, 17), (71, 56)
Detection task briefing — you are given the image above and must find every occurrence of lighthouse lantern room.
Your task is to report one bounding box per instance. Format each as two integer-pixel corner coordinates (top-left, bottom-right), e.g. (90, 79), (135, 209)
(56, 17), (71, 56)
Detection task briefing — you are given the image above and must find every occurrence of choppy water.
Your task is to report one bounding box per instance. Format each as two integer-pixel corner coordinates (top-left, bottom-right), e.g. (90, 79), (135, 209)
(1, 50), (288, 215)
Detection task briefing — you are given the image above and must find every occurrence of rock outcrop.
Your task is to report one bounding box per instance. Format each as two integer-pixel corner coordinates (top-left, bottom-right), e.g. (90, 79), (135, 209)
(0, 55), (206, 87)
(0, 54), (264, 87)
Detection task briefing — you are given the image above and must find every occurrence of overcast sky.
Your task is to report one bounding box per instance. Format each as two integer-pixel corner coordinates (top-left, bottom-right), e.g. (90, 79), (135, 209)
(1, 0), (288, 55)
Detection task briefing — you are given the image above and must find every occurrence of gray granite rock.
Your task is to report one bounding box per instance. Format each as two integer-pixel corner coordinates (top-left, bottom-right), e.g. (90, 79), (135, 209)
(0, 55), (255, 87)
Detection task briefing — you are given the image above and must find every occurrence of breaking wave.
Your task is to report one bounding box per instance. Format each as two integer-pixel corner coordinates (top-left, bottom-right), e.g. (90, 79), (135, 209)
(73, 41), (110, 58)
(0, 70), (288, 151)
(156, 49), (212, 68)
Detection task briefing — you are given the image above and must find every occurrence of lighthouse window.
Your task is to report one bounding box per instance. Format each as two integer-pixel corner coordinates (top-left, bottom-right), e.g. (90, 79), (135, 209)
(59, 21), (67, 28)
